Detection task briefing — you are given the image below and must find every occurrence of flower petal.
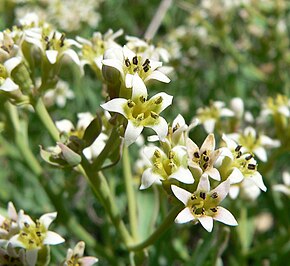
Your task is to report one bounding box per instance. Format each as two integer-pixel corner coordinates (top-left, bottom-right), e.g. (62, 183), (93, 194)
(200, 133), (215, 153)
(8, 234), (25, 248)
(206, 167), (221, 181)
(214, 206), (238, 226)
(140, 168), (161, 190)
(62, 49), (80, 66)
(171, 185), (191, 205)
(131, 74), (148, 98)
(150, 92), (173, 113)
(46, 50), (58, 64)
(198, 216), (213, 232)
(147, 116), (168, 141)
(0, 78), (19, 92)
(249, 172), (267, 192)
(228, 167), (244, 184)
(26, 249), (38, 266)
(124, 120), (143, 146)
(79, 257), (99, 266)
(197, 174), (210, 192)
(203, 119), (215, 133)
(39, 212), (57, 229)
(229, 186), (240, 199)
(100, 98), (127, 117)
(175, 207), (194, 224)
(210, 179), (230, 203)
(170, 167), (194, 184)
(43, 231), (65, 245)
(253, 146), (267, 162)
(144, 70), (170, 83)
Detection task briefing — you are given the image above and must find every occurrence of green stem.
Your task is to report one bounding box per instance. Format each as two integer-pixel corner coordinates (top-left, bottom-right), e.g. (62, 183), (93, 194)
(123, 146), (139, 240)
(127, 205), (182, 251)
(33, 97), (60, 141)
(81, 157), (133, 247)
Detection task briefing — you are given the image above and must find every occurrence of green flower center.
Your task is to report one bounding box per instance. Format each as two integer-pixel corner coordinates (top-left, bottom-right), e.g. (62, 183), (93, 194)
(192, 150), (211, 171)
(124, 55), (151, 80)
(18, 220), (46, 250)
(188, 191), (219, 216)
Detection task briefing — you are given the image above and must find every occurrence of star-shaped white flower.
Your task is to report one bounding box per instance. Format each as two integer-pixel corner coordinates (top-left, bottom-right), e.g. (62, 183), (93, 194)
(171, 175), (238, 232)
(9, 211), (65, 266)
(273, 171), (290, 196)
(101, 75), (173, 146)
(187, 134), (222, 180)
(102, 45), (170, 88)
(62, 241), (98, 266)
(140, 145), (194, 189)
(226, 127), (280, 162)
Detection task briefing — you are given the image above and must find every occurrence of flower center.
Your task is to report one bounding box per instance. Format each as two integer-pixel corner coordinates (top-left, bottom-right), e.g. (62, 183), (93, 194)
(43, 31), (66, 51)
(124, 55), (151, 79)
(192, 150), (211, 171)
(18, 220), (46, 250)
(152, 150), (178, 179)
(189, 191), (219, 216)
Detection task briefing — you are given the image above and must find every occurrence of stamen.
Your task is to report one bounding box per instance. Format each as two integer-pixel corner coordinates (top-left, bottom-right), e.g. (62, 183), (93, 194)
(125, 58), (130, 67)
(132, 56), (138, 65)
(203, 162), (208, 169)
(246, 154), (253, 160)
(210, 208), (217, 212)
(203, 156), (209, 162)
(211, 192), (218, 198)
(194, 152), (200, 158)
(236, 151), (242, 158)
(173, 123), (180, 132)
(36, 231), (41, 237)
(24, 222), (29, 228)
(139, 96), (146, 103)
(248, 164), (256, 170)
(200, 192), (206, 199)
(136, 113), (144, 121)
(150, 111), (159, 119)
(143, 65), (149, 72)
(154, 96), (163, 104)
(168, 151), (174, 159)
(154, 150), (161, 158)
(60, 33), (65, 47)
(191, 195), (197, 200)
(142, 59), (150, 66)
(127, 100), (135, 108)
(235, 145), (242, 152)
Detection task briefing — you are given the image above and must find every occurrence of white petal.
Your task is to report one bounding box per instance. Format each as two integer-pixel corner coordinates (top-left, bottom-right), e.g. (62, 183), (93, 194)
(278, 105), (290, 117)
(143, 146), (165, 162)
(228, 168), (244, 184)
(253, 146), (267, 162)
(260, 135), (280, 148)
(144, 70), (170, 83)
(62, 49), (80, 66)
(4, 57), (22, 74)
(147, 116), (168, 141)
(175, 207), (194, 224)
(214, 206), (238, 226)
(171, 185), (191, 205)
(122, 45), (136, 60)
(124, 120), (143, 146)
(39, 212), (57, 229)
(43, 231), (65, 245)
(283, 171), (290, 186)
(79, 257), (99, 265)
(206, 167), (221, 181)
(55, 119), (74, 133)
(203, 119), (215, 133)
(102, 58), (124, 74)
(197, 174), (210, 192)
(46, 50), (58, 64)
(173, 114), (186, 128)
(170, 167), (194, 184)
(222, 134), (238, 151)
(100, 98), (127, 117)
(200, 133), (215, 153)
(125, 73), (134, 88)
(272, 185), (290, 196)
(150, 92), (173, 112)
(26, 249), (38, 266)
(0, 78), (19, 91)
(220, 108), (234, 117)
(210, 179), (230, 202)
(198, 216), (213, 232)
(140, 168), (161, 190)
(249, 172), (267, 191)
(8, 234), (25, 248)
(229, 186), (240, 199)
(18, 211), (35, 228)
(131, 74), (148, 98)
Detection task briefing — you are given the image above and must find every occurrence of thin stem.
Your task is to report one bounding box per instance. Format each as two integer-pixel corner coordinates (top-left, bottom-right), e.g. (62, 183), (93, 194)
(127, 205), (182, 251)
(144, 0), (173, 40)
(33, 97), (60, 141)
(123, 146), (139, 240)
(81, 157), (133, 246)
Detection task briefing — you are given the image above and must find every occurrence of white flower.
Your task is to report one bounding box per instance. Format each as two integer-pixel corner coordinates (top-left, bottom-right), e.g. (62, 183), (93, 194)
(195, 101), (234, 133)
(230, 97), (244, 118)
(62, 241), (98, 266)
(23, 26), (80, 65)
(0, 243), (26, 265)
(9, 211), (64, 266)
(273, 171), (290, 196)
(171, 175), (238, 232)
(140, 145), (194, 190)
(226, 127), (280, 162)
(187, 134), (222, 181)
(221, 134), (267, 200)
(261, 94), (290, 118)
(101, 75), (173, 146)
(102, 45), (170, 88)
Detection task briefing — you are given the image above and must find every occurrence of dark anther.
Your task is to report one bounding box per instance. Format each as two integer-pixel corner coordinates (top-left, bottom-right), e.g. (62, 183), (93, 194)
(248, 164), (256, 170)
(125, 58), (130, 67)
(24, 222), (29, 228)
(204, 156), (209, 162)
(200, 192), (206, 200)
(211, 208), (217, 212)
(203, 162), (208, 169)
(203, 150), (207, 155)
(46, 41), (51, 50)
(194, 152), (200, 158)
(211, 192), (218, 198)
(142, 59), (150, 66)
(236, 151), (242, 158)
(143, 65), (150, 72)
(191, 195), (196, 200)
(29, 239), (34, 244)
(36, 231), (41, 237)
(246, 154), (253, 160)
(44, 36), (49, 42)
(1, 45), (9, 53)
(60, 33), (65, 47)
(235, 145), (242, 152)
(132, 56), (138, 65)
(21, 232), (28, 236)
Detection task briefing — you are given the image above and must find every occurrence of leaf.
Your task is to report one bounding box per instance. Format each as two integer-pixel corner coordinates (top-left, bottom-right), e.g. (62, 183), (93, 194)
(58, 143), (82, 166)
(82, 114), (102, 148)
